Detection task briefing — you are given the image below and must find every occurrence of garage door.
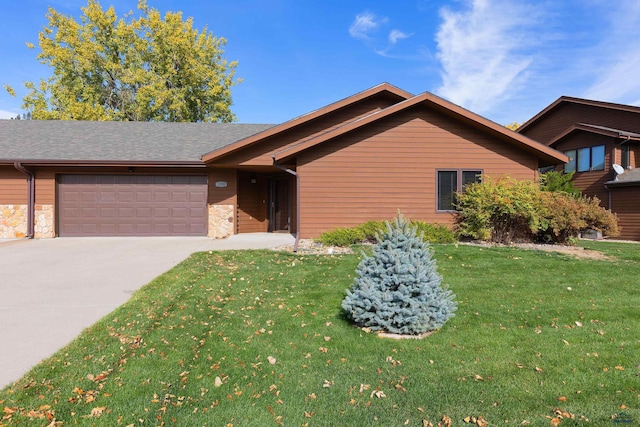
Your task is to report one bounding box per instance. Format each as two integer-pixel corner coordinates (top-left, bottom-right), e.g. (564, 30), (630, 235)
(58, 175), (208, 236)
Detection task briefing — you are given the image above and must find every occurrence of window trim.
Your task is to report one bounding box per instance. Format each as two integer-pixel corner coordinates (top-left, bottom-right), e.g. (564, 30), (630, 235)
(564, 145), (605, 173)
(436, 169), (483, 212)
(621, 144), (630, 169)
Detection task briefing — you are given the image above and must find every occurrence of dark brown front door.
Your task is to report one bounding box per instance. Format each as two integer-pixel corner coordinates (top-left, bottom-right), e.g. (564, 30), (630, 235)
(269, 178), (290, 232)
(58, 174), (207, 237)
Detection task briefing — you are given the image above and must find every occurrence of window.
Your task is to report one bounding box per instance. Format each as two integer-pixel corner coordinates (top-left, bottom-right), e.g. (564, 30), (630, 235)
(564, 150), (576, 173)
(622, 144), (630, 169)
(437, 170), (482, 211)
(565, 145), (604, 172)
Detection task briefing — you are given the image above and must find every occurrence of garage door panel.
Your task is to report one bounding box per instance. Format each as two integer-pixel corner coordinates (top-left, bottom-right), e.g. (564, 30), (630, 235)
(58, 174), (208, 236)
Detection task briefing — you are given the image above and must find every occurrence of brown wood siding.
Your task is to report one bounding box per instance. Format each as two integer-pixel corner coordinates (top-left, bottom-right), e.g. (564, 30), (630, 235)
(35, 170), (56, 204)
(211, 95), (401, 167)
(237, 171), (268, 233)
(551, 132), (615, 208)
(207, 168), (237, 205)
(296, 107), (538, 238)
(0, 166), (27, 204)
(521, 103), (640, 145)
(610, 186), (640, 240)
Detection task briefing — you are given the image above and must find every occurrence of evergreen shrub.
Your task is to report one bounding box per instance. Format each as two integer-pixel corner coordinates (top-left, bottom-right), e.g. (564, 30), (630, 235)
(342, 214), (457, 335)
(317, 219), (455, 246)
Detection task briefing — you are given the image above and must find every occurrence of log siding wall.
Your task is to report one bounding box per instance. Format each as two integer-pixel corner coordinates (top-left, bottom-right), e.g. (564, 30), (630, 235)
(296, 108), (538, 238)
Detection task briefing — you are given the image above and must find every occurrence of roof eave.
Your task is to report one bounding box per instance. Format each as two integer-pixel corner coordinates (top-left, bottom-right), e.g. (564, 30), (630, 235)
(0, 159), (206, 167)
(201, 83), (414, 163)
(274, 91), (568, 165)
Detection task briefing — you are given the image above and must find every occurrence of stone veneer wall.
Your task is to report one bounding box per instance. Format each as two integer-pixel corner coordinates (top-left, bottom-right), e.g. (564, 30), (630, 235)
(35, 204), (55, 238)
(0, 204), (28, 238)
(208, 204), (234, 239)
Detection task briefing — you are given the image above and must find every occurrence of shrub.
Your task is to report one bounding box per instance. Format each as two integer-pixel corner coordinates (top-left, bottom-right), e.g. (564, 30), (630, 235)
(342, 214), (457, 335)
(539, 193), (619, 244)
(540, 171), (581, 196)
(317, 219), (456, 246)
(356, 220), (387, 242)
(315, 227), (365, 247)
(411, 221), (456, 244)
(456, 176), (619, 245)
(455, 177), (542, 244)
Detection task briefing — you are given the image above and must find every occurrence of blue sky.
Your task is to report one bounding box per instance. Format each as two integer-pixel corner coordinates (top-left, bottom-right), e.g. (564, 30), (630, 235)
(2, 0), (640, 126)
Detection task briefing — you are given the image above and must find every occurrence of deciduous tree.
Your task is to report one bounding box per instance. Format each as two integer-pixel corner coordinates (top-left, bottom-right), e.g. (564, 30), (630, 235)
(21, 0), (239, 122)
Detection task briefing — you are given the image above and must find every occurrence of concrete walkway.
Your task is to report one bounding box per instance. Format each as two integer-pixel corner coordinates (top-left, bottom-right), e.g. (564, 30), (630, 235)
(0, 233), (294, 389)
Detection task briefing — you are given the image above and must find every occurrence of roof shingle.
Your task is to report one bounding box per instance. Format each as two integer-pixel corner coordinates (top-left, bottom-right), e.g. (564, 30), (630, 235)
(0, 120), (274, 163)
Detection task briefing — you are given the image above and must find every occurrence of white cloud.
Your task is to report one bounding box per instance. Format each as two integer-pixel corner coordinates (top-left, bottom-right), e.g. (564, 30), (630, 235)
(350, 11), (413, 58)
(0, 110), (19, 120)
(434, 0), (538, 114)
(349, 11), (385, 41)
(389, 29), (410, 45)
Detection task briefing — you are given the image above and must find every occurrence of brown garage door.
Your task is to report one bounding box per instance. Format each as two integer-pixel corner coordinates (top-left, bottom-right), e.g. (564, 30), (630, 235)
(58, 175), (208, 236)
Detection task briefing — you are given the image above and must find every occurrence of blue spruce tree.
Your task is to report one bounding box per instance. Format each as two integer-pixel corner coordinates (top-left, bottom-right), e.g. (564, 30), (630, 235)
(342, 214), (457, 335)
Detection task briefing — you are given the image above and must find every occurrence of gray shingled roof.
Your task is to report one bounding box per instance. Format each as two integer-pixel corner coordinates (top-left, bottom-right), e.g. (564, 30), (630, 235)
(0, 120), (274, 162)
(607, 167), (640, 185)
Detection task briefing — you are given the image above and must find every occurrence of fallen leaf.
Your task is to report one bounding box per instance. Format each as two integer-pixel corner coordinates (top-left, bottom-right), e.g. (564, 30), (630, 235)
(90, 407), (106, 417)
(439, 415), (453, 427)
(557, 396), (567, 402)
(267, 356), (277, 365)
(214, 377), (223, 387)
(535, 366), (543, 373)
(550, 417), (562, 426)
(370, 390), (386, 398)
(473, 375), (484, 381)
(575, 321), (582, 327)
(423, 421), (434, 427)
(322, 380), (334, 388)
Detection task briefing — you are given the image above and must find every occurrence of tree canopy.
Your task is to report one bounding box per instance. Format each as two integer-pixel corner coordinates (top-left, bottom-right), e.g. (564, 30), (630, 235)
(20, 0), (239, 122)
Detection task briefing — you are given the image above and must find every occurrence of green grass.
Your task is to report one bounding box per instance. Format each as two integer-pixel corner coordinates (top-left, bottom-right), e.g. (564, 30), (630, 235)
(1, 242), (639, 426)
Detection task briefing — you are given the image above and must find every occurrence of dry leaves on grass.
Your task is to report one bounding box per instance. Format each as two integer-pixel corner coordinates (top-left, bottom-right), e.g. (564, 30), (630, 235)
(463, 415), (489, 426)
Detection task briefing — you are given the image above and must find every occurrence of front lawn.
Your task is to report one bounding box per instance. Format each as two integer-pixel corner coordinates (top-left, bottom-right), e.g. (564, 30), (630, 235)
(1, 242), (638, 426)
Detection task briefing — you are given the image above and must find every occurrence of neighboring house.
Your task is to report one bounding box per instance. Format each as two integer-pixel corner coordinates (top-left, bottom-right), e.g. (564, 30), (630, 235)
(1, 83), (566, 243)
(519, 96), (640, 240)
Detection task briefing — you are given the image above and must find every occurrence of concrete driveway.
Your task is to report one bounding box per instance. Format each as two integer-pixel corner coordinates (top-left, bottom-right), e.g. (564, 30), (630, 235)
(0, 234), (294, 389)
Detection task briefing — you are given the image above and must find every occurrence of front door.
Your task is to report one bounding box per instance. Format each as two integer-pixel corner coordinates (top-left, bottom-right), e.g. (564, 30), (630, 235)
(269, 178), (290, 232)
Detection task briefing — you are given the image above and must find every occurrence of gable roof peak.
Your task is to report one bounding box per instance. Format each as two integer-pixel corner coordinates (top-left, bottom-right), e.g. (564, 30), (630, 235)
(519, 95), (640, 132)
(201, 82), (414, 162)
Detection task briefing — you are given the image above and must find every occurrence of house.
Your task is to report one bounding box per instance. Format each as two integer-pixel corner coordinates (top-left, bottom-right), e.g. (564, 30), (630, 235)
(518, 97), (640, 240)
(1, 83), (567, 245)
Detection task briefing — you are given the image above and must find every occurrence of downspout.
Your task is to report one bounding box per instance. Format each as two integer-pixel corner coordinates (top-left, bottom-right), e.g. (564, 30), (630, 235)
(272, 155), (300, 252)
(13, 162), (35, 239)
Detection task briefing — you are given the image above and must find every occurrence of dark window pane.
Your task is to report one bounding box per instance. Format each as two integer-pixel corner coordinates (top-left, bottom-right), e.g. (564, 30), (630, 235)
(622, 145), (630, 169)
(564, 150), (576, 173)
(462, 171), (482, 191)
(438, 171), (457, 211)
(577, 147), (590, 172)
(591, 145), (605, 171)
